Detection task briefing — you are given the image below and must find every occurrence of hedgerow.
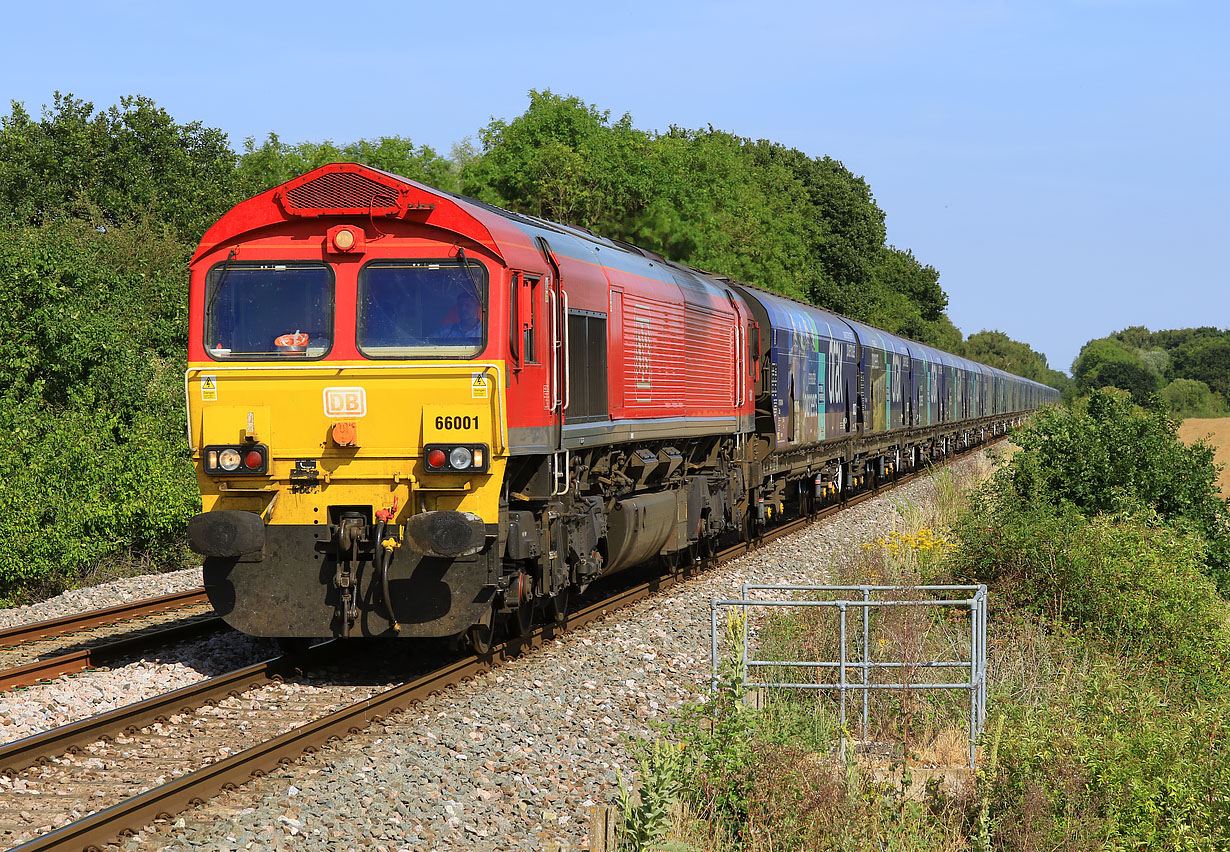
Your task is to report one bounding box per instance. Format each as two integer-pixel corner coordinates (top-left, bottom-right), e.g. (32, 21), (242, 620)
(0, 219), (199, 603)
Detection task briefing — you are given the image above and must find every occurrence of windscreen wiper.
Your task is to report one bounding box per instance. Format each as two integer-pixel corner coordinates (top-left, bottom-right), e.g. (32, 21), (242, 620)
(204, 248), (238, 325)
(455, 246), (486, 321)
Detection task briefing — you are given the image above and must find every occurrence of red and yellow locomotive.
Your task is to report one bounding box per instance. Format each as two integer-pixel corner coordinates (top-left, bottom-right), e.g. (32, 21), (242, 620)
(186, 164), (755, 649)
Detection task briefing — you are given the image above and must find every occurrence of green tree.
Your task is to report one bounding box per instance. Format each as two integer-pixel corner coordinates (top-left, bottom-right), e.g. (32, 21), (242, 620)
(1078, 326), (1230, 414)
(460, 90), (651, 232)
(237, 132), (458, 195)
(1149, 326), (1223, 352)
(1112, 324), (1155, 349)
(0, 93), (240, 242)
(1136, 347), (1168, 378)
(747, 141), (888, 314)
(1072, 338), (1162, 402)
(1162, 378), (1229, 418)
(865, 246), (964, 348)
(1170, 335), (1230, 399)
(638, 128), (813, 299)
(462, 90), (970, 348)
(965, 329), (1070, 392)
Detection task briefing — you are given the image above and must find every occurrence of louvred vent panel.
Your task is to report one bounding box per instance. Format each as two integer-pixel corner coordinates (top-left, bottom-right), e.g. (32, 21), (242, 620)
(281, 172), (402, 215)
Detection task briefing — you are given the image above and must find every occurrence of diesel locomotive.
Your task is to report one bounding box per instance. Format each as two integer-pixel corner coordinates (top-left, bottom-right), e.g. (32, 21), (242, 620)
(185, 163), (1057, 650)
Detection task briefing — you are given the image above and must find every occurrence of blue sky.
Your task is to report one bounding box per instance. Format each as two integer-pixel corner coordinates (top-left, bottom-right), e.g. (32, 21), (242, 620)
(4, 0), (1226, 374)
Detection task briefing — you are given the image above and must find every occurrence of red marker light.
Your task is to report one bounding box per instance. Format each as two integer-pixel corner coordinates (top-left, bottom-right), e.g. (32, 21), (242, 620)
(244, 449), (264, 469)
(427, 448), (447, 468)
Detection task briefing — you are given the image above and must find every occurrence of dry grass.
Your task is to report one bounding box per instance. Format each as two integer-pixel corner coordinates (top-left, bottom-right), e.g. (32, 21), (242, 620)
(1177, 416), (1230, 496)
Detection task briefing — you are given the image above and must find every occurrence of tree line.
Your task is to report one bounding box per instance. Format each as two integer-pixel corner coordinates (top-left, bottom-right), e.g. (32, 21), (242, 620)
(1071, 326), (1230, 416)
(0, 91), (1061, 601)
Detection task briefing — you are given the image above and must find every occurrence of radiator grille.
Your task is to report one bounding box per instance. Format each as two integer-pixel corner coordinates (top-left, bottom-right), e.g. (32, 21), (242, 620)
(282, 172), (400, 212)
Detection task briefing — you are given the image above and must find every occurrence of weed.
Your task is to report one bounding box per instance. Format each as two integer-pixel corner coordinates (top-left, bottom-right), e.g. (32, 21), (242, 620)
(617, 739), (690, 851)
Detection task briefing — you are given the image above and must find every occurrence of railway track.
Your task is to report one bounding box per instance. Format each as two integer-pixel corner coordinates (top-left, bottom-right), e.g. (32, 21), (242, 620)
(0, 591), (222, 694)
(0, 448), (985, 852)
(0, 590), (211, 647)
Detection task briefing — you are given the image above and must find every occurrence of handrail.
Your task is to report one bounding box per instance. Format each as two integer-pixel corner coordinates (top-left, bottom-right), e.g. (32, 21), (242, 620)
(736, 322), (745, 405)
(561, 289), (571, 412)
(546, 286), (560, 411)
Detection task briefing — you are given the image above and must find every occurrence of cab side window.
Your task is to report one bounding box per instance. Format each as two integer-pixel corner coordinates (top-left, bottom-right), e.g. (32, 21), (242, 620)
(524, 276), (540, 363)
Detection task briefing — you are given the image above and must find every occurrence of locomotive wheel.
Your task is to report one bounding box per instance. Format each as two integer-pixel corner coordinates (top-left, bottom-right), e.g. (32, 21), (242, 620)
(544, 585), (570, 623)
(505, 572), (533, 637)
(467, 621), (494, 655)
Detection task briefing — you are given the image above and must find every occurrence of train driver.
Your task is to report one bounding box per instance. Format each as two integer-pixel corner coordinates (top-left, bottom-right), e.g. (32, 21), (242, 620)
(437, 290), (483, 344)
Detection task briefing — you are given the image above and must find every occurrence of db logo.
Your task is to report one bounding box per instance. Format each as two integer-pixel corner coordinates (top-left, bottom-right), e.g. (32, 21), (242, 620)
(323, 387), (367, 418)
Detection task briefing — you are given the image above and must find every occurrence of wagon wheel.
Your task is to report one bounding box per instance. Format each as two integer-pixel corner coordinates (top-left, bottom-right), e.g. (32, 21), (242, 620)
(695, 532), (716, 569)
(659, 546), (693, 575)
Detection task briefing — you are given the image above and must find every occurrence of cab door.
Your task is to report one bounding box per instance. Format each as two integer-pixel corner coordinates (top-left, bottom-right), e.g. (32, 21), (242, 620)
(535, 238), (569, 493)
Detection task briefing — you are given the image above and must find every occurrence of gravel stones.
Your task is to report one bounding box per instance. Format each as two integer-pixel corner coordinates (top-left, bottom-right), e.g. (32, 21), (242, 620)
(0, 631), (278, 744)
(0, 567), (204, 631)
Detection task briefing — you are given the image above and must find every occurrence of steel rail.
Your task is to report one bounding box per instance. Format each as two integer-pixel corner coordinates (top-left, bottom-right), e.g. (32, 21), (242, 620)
(6, 441), (997, 852)
(0, 589), (210, 648)
(0, 655), (299, 776)
(0, 616), (225, 693)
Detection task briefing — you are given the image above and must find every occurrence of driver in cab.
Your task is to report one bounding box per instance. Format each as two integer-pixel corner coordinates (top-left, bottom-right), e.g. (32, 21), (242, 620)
(438, 290), (482, 344)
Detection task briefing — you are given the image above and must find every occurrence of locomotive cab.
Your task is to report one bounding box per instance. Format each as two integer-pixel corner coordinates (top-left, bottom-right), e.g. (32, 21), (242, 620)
(186, 165), (521, 644)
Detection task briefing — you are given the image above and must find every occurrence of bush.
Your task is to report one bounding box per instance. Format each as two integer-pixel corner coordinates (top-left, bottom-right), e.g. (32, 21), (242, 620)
(1162, 378), (1229, 418)
(949, 394), (1230, 849)
(985, 645), (1230, 852)
(955, 492), (1230, 690)
(0, 218), (199, 602)
(0, 398), (199, 603)
(1005, 388), (1230, 590)
(668, 686), (968, 852)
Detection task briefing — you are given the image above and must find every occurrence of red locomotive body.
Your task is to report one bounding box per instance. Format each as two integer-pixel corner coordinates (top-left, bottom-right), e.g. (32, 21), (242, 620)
(187, 164), (756, 647)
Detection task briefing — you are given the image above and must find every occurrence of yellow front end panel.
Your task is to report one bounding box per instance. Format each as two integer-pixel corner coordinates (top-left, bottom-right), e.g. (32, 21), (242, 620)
(187, 361), (507, 526)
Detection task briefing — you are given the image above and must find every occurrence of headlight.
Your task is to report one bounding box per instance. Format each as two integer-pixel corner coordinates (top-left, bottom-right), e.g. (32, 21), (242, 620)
(204, 443), (270, 476)
(423, 444), (489, 474)
(219, 449), (242, 471)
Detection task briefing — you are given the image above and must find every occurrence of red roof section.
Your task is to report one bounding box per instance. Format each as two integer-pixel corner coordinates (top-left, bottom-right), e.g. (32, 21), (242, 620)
(192, 163), (515, 264)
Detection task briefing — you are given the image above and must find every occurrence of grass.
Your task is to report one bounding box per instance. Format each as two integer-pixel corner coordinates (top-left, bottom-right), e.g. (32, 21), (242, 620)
(612, 455), (1000, 852)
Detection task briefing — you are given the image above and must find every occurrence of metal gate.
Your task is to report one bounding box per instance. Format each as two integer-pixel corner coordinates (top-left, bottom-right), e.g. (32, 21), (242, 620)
(711, 583), (988, 770)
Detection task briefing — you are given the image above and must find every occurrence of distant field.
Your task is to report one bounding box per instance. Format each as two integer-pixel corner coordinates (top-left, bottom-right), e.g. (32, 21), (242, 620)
(1177, 417), (1230, 496)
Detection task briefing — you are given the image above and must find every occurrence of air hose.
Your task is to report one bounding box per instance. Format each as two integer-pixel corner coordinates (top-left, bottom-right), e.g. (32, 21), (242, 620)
(379, 537), (401, 634)
(371, 514), (402, 634)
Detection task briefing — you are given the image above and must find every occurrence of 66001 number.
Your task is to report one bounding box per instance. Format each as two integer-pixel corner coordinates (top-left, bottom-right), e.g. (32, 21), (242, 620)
(435, 415), (479, 430)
